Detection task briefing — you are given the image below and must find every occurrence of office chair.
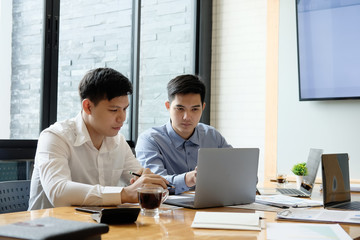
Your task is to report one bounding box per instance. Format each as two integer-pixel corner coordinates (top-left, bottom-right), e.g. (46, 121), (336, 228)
(0, 180), (31, 214)
(127, 140), (136, 155)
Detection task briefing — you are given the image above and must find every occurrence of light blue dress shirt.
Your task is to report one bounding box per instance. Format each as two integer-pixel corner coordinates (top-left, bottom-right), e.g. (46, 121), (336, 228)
(135, 121), (232, 194)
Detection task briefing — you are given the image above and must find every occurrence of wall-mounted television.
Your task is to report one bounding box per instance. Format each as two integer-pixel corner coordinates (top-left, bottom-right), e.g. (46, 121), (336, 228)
(296, 0), (360, 101)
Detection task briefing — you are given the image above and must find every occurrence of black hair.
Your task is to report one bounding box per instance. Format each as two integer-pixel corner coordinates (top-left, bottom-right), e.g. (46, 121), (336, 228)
(167, 74), (206, 104)
(78, 68), (133, 105)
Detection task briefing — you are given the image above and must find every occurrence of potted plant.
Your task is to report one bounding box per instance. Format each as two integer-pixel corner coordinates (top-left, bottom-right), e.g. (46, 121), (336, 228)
(291, 162), (308, 189)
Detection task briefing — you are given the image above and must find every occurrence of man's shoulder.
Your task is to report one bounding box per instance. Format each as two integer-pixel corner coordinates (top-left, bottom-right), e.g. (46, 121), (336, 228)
(136, 124), (171, 150)
(42, 118), (77, 141)
(194, 123), (230, 147)
(139, 124), (167, 139)
(196, 122), (218, 133)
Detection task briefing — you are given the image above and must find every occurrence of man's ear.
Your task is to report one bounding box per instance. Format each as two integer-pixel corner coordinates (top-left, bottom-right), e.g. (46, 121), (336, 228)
(202, 102), (206, 111)
(165, 101), (170, 110)
(82, 99), (92, 115)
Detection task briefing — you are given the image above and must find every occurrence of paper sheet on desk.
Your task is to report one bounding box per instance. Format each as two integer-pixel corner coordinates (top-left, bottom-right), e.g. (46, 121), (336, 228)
(167, 195), (193, 200)
(267, 223), (352, 240)
(229, 202), (283, 212)
(351, 184), (360, 192)
(277, 208), (360, 224)
(256, 194), (323, 208)
(191, 212), (261, 231)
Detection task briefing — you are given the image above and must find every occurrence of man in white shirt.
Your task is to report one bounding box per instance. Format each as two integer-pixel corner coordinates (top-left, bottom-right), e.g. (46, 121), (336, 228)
(28, 68), (169, 210)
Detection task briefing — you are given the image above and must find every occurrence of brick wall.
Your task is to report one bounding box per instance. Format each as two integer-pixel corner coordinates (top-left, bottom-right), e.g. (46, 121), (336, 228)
(211, 0), (267, 184)
(138, 0), (193, 134)
(11, 0), (43, 139)
(11, 0), (193, 139)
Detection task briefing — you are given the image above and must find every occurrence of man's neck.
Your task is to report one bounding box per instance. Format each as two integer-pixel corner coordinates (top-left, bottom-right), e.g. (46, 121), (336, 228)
(91, 137), (103, 150)
(174, 127), (195, 140)
(81, 111), (104, 150)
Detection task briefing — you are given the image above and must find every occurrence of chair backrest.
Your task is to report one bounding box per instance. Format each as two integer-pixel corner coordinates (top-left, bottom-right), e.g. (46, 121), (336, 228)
(0, 180), (30, 214)
(127, 140), (136, 155)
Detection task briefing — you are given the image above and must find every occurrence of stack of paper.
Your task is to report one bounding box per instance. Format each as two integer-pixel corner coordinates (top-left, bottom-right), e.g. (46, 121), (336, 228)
(351, 183), (360, 192)
(256, 194), (323, 208)
(229, 202), (283, 212)
(191, 212), (261, 230)
(267, 223), (352, 240)
(277, 208), (360, 224)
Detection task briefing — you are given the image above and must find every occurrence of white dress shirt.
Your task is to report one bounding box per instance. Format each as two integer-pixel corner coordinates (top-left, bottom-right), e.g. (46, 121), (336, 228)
(28, 113), (141, 210)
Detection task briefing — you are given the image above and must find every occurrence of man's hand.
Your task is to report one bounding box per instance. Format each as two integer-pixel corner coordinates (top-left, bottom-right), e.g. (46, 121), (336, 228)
(185, 167), (197, 187)
(121, 168), (169, 203)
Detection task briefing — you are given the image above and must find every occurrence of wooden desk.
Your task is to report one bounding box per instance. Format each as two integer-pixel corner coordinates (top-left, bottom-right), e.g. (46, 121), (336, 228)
(1, 204), (360, 240)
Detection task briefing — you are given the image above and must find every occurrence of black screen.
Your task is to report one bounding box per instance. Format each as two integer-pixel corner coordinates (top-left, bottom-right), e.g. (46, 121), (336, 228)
(321, 153), (351, 207)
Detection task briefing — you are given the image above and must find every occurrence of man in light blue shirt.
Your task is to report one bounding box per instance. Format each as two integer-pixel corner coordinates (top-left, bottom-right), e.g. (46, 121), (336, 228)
(135, 74), (231, 194)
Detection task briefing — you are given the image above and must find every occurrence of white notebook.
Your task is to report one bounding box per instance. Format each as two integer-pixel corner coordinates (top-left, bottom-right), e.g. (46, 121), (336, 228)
(191, 212), (261, 231)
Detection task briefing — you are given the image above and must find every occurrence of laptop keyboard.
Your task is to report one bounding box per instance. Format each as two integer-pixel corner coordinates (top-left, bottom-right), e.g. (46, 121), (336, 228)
(336, 201), (360, 210)
(181, 200), (195, 205)
(276, 188), (308, 197)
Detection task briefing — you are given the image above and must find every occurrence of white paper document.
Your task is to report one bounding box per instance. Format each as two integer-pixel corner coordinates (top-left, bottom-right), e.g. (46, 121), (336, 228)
(267, 223), (352, 240)
(351, 183), (360, 192)
(229, 202), (282, 212)
(191, 212), (261, 231)
(277, 208), (360, 224)
(166, 195), (192, 200)
(256, 194), (323, 208)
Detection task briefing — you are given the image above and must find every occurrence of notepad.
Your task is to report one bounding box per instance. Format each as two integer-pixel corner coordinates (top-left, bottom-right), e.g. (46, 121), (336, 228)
(191, 212), (261, 231)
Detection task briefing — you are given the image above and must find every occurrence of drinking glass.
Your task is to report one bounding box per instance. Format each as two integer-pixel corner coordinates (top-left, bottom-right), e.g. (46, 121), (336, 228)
(137, 187), (169, 217)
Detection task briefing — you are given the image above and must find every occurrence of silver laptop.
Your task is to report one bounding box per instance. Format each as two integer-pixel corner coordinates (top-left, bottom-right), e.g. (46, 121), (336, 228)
(258, 148), (323, 197)
(164, 148), (259, 209)
(322, 153), (360, 210)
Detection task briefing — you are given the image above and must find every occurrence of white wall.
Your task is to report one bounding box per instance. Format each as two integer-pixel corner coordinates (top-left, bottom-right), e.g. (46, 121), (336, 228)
(278, 0), (360, 180)
(211, 0), (267, 185)
(0, 1), (12, 138)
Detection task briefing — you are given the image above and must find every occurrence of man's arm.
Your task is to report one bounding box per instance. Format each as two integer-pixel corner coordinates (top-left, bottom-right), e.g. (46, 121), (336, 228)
(120, 138), (170, 202)
(215, 128), (232, 148)
(121, 168), (169, 202)
(35, 131), (118, 207)
(135, 134), (191, 194)
(36, 132), (168, 206)
(185, 167), (197, 187)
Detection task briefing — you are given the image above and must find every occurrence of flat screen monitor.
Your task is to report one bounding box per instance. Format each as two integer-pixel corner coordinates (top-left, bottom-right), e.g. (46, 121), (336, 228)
(296, 0), (360, 101)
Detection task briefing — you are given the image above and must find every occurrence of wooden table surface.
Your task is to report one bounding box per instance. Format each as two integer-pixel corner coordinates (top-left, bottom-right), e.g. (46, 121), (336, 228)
(1, 204), (360, 240)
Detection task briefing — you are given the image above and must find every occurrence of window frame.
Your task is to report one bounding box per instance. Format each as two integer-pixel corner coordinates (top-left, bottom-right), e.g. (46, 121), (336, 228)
(1, 0), (212, 158)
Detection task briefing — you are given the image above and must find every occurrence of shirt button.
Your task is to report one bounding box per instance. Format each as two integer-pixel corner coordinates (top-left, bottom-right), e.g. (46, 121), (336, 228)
(187, 152), (190, 155)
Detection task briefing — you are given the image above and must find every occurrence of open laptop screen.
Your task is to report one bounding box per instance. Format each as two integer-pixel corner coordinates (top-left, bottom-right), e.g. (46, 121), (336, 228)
(321, 153), (351, 207)
(301, 148), (323, 193)
(164, 148), (259, 209)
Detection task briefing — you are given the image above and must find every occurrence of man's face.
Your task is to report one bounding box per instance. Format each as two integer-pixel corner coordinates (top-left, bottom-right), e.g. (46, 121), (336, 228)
(86, 95), (129, 139)
(166, 93), (205, 140)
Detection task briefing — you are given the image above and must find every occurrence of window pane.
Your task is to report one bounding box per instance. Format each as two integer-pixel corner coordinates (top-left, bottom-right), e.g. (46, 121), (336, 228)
(138, 0), (195, 134)
(0, 1), (43, 139)
(57, 0), (133, 139)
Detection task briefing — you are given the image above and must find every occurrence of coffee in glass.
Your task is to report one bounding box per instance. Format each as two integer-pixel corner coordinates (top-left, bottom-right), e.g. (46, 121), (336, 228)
(137, 187), (169, 217)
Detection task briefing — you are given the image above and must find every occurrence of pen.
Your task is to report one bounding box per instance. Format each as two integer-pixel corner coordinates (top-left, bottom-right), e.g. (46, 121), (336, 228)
(129, 171), (175, 189)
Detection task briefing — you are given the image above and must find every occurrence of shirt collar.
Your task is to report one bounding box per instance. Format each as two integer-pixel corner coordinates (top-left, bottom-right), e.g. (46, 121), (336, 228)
(74, 112), (92, 147)
(166, 120), (200, 148)
(73, 112), (118, 150)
